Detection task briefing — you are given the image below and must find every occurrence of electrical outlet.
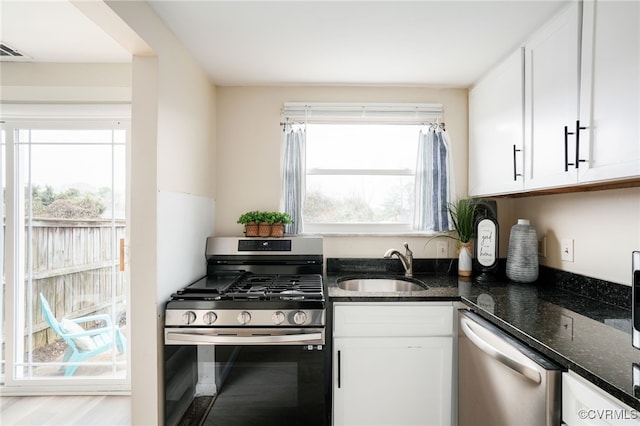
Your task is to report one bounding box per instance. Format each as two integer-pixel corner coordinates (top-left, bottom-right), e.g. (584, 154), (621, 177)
(538, 236), (547, 258)
(436, 241), (448, 259)
(559, 314), (574, 340)
(561, 239), (574, 262)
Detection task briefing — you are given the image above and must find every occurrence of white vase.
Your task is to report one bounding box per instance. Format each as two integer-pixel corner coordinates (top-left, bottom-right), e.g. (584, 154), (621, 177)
(458, 242), (473, 277)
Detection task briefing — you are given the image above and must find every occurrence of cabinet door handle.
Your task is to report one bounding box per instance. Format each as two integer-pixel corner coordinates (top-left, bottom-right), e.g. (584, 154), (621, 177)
(574, 120), (587, 169)
(337, 350), (342, 389)
(512, 145), (522, 181)
(564, 125), (574, 171)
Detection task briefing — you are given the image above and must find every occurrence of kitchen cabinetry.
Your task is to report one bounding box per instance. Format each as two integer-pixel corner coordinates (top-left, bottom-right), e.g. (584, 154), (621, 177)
(332, 302), (453, 426)
(469, 0), (640, 196)
(577, 0), (640, 183)
(524, 1), (582, 190)
(562, 371), (640, 425)
(469, 48), (524, 196)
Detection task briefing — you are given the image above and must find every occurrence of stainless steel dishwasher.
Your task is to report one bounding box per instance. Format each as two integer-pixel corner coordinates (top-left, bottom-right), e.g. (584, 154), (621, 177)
(458, 310), (562, 426)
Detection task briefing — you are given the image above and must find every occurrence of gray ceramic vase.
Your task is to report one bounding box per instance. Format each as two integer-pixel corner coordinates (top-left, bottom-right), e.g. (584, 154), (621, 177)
(506, 219), (539, 283)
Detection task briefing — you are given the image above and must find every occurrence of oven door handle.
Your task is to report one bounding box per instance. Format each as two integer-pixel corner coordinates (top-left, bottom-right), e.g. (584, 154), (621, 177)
(166, 331), (323, 345)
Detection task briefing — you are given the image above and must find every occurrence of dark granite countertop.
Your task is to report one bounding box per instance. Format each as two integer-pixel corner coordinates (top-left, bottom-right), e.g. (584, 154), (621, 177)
(326, 260), (640, 411)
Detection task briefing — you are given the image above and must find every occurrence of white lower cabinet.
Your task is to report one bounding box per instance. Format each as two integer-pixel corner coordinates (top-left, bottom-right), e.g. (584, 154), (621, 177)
(563, 371), (640, 425)
(332, 302), (453, 426)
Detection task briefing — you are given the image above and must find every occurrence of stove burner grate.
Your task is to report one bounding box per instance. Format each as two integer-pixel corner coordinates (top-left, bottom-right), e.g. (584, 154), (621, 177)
(224, 274), (323, 301)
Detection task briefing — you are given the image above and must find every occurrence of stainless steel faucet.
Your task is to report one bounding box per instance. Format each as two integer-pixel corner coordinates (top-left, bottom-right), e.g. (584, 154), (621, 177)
(384, 242), (413, 277)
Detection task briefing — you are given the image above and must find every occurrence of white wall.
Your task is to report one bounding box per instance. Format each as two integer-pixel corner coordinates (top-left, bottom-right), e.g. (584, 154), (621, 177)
(0, 62), (131, 102)
(215, 85), (468, 258)
(214, 85), (640, 287)
(88, 2), (218, 424)
(510, 188), (640, 286)
(129, 54), (160, 424)
(157, 191), (215, 305)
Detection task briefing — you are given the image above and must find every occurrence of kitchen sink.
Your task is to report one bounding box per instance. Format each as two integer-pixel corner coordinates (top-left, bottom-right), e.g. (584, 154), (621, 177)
(337, 277), (428, 292)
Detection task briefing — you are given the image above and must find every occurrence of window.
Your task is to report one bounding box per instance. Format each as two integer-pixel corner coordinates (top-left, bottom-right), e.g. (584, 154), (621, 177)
(281, 103), (451, 234)
(304, 123), (421, 233)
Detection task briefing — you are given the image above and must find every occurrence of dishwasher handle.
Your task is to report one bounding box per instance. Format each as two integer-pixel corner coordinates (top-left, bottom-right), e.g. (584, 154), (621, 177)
(460, 316), (542, 384)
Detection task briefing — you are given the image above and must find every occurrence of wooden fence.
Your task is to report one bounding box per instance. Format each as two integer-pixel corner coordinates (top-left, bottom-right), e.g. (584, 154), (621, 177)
(26, 219), (126, 350)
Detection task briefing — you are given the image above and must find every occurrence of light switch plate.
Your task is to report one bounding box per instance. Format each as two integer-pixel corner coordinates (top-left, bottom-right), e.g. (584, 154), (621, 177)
(561, 239), (574, 262)
(436, 241), (448, 259)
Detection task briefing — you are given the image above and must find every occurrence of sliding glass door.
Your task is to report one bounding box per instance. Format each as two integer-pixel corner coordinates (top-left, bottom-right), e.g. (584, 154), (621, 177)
(1, 113), (129, 390)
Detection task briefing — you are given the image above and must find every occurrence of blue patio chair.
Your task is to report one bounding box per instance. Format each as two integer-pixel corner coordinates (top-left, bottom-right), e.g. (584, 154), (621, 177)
(39, 293), (126, 376)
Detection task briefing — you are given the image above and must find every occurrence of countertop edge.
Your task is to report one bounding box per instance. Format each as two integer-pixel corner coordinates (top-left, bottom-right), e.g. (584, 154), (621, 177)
(326, 275), (640, 412)
(460, 296), (640, 412)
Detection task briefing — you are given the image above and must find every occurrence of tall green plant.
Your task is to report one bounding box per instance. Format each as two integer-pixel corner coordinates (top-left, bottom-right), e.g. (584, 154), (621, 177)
(447, 199), (476, 244)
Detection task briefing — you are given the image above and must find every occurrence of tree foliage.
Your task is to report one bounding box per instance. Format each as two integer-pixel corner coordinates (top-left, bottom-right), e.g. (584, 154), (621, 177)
(304, 191), (376, 223)
(304, 181), (413, 224)
(29, 185), (107, 219)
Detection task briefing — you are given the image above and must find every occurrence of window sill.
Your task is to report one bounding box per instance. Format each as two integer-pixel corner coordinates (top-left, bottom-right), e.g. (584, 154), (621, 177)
(302, 231), (451, 238)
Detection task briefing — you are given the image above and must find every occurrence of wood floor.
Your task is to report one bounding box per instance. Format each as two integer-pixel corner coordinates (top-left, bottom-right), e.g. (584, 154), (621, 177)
(0, 395), (131, 426)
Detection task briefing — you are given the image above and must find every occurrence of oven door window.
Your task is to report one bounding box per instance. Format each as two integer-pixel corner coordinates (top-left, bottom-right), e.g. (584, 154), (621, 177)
(209, 345), (327, 425)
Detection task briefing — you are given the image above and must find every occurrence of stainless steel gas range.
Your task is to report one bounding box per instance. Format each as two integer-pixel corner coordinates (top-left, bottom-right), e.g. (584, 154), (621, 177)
(163, 236), (327, 426)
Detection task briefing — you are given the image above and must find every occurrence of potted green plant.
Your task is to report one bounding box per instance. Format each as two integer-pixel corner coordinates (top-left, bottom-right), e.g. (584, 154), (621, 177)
(237, 211), (265, 237)
(446, 198), (477, 276)
(265, 212), (293, 237)
(237, 211), (293, 237)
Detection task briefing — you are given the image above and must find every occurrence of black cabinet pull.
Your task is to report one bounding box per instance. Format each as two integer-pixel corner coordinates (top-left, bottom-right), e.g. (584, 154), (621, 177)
(337, 350), (341, 389)
(574, 120), (587, 169)
(564, 125), (574, 171)
(513, 144), (522, 181)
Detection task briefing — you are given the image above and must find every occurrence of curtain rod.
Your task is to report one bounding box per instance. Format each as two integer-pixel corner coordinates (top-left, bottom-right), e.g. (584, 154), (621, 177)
(280, 119), (446, 131)
(282, 103), (443, 125)
(282, 102), (443, 112)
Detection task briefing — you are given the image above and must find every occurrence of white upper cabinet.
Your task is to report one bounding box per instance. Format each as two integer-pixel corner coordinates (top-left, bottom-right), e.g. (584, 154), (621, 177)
(469, 0), (640, 196)
(524, 1), (582, 190)
(469, 48), (525, 197)
(577, 0), (640, 183)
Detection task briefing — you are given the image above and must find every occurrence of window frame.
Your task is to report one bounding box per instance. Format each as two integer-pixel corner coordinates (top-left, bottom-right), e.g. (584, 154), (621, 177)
(282, 103), (444, 235)
(1, 103), (131, 393)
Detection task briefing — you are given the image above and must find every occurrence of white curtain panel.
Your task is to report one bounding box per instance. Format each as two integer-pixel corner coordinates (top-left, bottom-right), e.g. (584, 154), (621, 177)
(414, 127), (455, 232)
(281, 127), (305, 234)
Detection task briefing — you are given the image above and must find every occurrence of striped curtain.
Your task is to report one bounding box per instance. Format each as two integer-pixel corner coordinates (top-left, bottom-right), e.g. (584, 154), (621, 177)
(414, 127), (455, 231)
(281, 126), (305, 234)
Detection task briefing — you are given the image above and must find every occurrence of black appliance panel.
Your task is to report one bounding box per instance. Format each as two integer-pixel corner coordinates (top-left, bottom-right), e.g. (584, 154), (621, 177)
(633, 251), (640, 349)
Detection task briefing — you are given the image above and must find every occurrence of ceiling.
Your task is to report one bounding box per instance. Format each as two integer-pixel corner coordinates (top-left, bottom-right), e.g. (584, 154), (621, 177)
(0, 1), (131, 63)
(1, 0), (568, 88)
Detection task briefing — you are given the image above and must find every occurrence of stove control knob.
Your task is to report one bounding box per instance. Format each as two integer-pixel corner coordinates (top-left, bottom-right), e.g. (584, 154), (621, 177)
(293, 310), (307, 325)
(272, 311), (286, 325)
(237, 311), (252, 325)
(182, 311), (197, 325)
(203, 311), (217, 325)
